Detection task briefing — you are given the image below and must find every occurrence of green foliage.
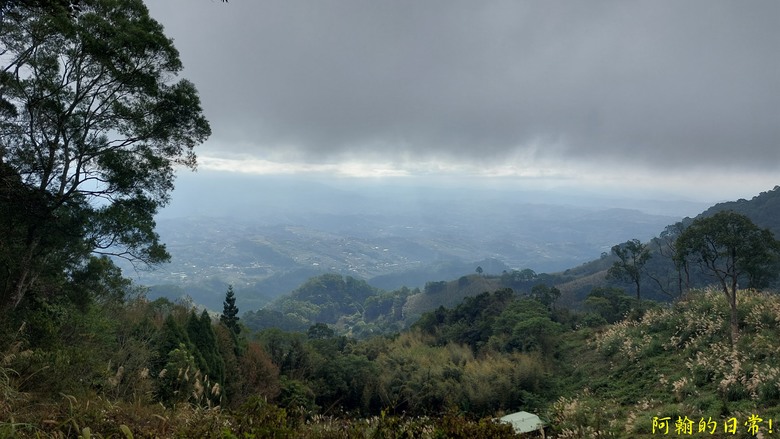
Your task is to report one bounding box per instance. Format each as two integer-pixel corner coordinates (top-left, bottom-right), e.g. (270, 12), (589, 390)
(11, 277), (780, 437)
(608, 238), (651, 300)
(271, 274), (380, 324)
(278, 377), (318, 413)
(310, 353), (379, 414)
(257, 328), (311, 380)
(156, 344), (197, 405)
(154, 315), (191, 374)
(307, 322), (335, 340)
(414, 289), (564, 355)
(585, 287), (637, 324)
(0, 0), (210, 311)
(530, 283), (561, 309)
(676, 210), (780, 342)
(243, 308), (310, 333)
(676, 211), (780, 294)
(544, 288), (780, 438)
(254, 274), (414, 338)
(186, 310), (225, 386)
(220, 285), (241, 334)
(228, 396), (295, 438)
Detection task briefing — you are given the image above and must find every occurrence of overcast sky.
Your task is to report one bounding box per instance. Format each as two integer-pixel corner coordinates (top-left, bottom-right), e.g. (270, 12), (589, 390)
(146, 1), (779, 202)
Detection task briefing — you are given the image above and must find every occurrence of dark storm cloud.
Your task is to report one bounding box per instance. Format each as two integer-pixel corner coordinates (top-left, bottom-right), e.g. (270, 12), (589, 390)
(148, 0), (780, 170)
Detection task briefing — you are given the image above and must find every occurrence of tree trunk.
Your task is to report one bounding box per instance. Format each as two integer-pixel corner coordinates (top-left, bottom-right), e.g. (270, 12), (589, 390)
(729, 277), (740, 344)
(728, 296), (739, 345)
(1, 234), (39, 311)
(723, 281), (739, 345)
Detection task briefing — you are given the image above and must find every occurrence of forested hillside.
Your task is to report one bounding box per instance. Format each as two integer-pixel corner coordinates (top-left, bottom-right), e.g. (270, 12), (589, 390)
(7, 275), (780, 437)
(700, 186), (780, 233)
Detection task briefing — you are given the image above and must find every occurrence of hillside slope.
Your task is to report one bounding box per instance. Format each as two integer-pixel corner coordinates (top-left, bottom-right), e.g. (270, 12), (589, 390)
(699, 185), (780, 234)
(551, 186), (780, 305)
(550, 288), (780, 437)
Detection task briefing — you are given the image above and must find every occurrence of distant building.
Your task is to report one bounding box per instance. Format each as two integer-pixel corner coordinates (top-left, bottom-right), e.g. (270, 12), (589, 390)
(499, 411), (545, 436)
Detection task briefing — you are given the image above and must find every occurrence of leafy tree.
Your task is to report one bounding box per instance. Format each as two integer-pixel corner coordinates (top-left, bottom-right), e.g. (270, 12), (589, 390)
(530, 283), (561, 310)
(675, 210), (780, 342)
(414, 289), (516, 353)
(310, 352), (379, 414)
(234, 342), (281, 406)
(258, 329), (311, 381)
(648, 222), (689, 297)
(607, 239), (651, 300)
(475, 266), (483, 276)
(0, 0), (210, 310)
(585, 287), (635, 324)
(220, 285), (240, 334)
(492, 297), (561, 354)
(64, 255), (132, 310)
(307, 323), (335, 340)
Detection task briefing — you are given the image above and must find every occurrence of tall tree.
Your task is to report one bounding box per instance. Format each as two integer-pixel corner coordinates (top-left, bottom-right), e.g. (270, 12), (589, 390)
(220, 285), (240, 334)
(650, 222), (689, 297)
(0, 0), (210, 310)
(675, 210), (780, 343)
(187, 310), (225, 385)
(607, 239), (651, 300)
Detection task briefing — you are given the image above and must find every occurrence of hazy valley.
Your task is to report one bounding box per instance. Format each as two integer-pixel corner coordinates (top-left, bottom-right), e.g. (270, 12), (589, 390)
(124, 174), (710, 311)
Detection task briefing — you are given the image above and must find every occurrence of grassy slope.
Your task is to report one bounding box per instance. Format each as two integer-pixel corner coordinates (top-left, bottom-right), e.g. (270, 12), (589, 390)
(547, 288), (780, 438)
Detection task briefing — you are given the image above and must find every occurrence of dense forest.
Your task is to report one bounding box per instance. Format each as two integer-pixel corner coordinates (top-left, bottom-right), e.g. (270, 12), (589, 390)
(4, 1), (780, 437)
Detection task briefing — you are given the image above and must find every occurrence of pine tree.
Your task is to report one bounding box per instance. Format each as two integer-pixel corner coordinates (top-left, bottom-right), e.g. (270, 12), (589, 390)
(186, 311), (221, 381)
(220, 285), (240, 334)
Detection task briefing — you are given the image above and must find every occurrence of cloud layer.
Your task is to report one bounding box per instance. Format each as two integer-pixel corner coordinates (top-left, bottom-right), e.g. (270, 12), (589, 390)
(148, 1), (780, 175)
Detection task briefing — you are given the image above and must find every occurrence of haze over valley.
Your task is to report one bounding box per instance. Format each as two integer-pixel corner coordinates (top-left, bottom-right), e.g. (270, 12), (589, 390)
(124, 173), (710, 311)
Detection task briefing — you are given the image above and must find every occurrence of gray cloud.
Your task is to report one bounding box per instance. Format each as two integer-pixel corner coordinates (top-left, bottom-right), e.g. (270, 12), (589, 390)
(148, 0), (780, 171)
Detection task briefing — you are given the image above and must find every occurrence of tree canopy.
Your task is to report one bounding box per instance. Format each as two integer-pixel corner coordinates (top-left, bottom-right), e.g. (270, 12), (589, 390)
(0, 0), (210, 310)
(675, 210), (780, 342)
(607, 239), (651, 300)
(221, 285), (241, 334)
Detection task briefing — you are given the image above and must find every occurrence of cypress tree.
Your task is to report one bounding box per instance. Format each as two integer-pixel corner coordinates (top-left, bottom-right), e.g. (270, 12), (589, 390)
(220, 285), (240, 334)
(187, 310), (225, 384)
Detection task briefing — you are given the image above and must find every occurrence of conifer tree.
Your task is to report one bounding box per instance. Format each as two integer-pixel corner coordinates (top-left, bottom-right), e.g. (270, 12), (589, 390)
(187, 310), (225, 384)
(220, 285), (240, 334)
(154, 314), (193, 376)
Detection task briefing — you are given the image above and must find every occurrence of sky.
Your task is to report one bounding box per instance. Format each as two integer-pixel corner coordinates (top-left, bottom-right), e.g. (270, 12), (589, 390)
(145, 1), (780, 203)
